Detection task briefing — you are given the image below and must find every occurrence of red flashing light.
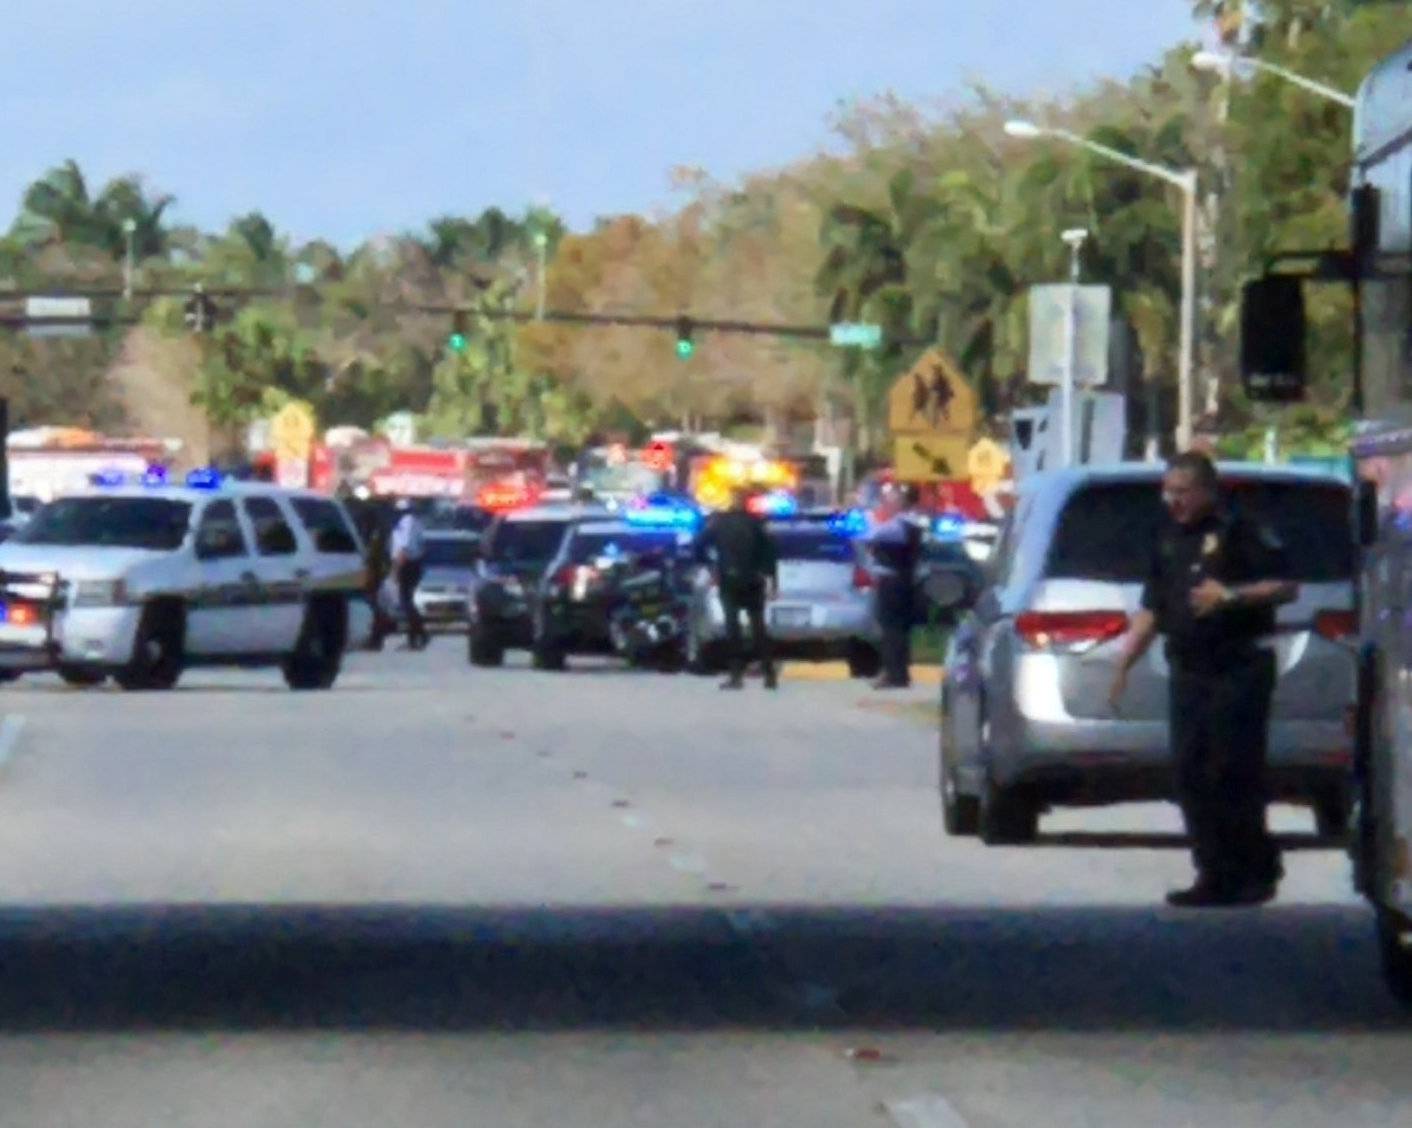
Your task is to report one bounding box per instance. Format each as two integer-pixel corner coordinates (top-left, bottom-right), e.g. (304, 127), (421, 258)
(643, 441), (674, 473)
(1314, 610), (1358, 642)
(477, 481), (539, 512)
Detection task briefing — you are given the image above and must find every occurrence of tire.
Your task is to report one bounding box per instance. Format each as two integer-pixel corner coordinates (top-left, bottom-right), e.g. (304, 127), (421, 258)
(1379, 910), (1412, 1008)
(686, 628), (722, 676)
(846, 641), (882, 680)
(283, 600), (344, 691)
(531, 634), (567, 672)
(58, 665), (106, 688)
(979, 772), (1038, 845)
(468, 625), (504, 668)
(115, 603), (184, 692)
(1314, 788), (1352, 840)
(940, 711), (980, 837)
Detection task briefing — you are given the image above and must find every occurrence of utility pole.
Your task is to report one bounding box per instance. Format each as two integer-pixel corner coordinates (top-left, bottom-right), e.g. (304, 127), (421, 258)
(122, 218), (138, 303)
(1060, 228), (1088, 468)
(534, 230), (549, 322)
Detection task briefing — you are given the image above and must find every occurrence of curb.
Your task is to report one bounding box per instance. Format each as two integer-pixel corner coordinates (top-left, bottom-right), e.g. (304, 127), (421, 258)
(780, 661), (944, 686)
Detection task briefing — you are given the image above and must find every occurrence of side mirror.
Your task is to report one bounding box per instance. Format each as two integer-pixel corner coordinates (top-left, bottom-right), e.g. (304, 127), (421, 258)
(1240, 276), (1307, 402)
(1357, 478), (1379, 549)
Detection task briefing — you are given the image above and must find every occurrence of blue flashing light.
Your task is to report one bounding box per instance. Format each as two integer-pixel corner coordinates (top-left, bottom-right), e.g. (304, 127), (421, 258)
(185, 468), (223, 491)
(91, 468), (128, 488)
(933, 513), (967, 541)
(750, 490), (798, 518)
(827, 508), (870, 538)
(625, 495), (701, 530)
(142, 464), (169, 488)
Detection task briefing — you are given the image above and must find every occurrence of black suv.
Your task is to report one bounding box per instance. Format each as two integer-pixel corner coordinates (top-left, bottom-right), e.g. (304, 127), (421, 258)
(467, 506), (602, 666)
(529, 518), (700, 671)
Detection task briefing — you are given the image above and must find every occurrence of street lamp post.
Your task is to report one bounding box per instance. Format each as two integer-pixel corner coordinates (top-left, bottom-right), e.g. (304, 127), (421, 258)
(1005, 120), (1200, 451)
(1059, 228), (1088, 468)
(533, 230), (549, 322)
(121, 218), (138, 303)
(1190, 50), (1356, 109)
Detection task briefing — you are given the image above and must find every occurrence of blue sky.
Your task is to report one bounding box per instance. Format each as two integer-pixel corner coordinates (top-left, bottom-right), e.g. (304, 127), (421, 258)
(3, 1), (1198, 246)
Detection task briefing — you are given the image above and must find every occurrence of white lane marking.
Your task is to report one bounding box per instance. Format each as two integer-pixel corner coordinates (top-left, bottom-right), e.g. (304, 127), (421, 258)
(884, 1094), (971, 1128)
(0, 715), (26, 771)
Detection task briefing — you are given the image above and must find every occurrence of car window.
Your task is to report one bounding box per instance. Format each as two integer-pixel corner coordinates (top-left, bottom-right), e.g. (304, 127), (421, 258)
(768, 529), (854, 563)
(485, 519), (570, 565)
(14, 497), (191, 551)
(568, 530), (693, 564)
(241, 496), (299, 557)
(1045, 479), (1354, 583)
(423, 537), (480, 567)
(195, 500), (248, 559)
(291, 498), (360, 555)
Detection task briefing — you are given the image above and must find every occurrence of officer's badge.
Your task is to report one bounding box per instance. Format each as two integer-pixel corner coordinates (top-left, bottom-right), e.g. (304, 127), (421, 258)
(1201, 532), (1220, 557)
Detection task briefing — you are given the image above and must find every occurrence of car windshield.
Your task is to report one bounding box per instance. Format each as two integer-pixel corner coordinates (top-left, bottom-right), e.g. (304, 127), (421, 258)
(1046, 479), (1354, 583)
(769, 528), (855, 563)
(12, 497), (192, 551)
(423, 537), (480, 567)
(486, 519), (569, 565)
(569, 529), (692, 564)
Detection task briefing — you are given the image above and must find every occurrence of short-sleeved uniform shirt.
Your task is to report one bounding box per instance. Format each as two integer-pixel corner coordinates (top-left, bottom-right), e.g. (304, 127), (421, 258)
(1140, 509), (1288, 673)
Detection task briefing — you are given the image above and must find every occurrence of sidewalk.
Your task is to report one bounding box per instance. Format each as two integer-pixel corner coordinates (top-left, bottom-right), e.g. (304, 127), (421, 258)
(779, 661), (944, 686)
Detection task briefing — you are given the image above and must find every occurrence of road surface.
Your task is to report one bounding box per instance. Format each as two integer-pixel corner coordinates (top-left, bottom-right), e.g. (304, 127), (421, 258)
(0, 644), (1402, 1126)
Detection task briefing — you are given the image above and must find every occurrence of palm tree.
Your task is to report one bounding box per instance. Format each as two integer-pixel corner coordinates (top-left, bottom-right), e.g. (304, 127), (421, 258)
(10, 160), (174, 261)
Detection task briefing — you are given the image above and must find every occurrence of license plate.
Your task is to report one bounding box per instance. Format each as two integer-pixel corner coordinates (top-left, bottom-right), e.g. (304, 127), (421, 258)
(771, 606), (811, 629)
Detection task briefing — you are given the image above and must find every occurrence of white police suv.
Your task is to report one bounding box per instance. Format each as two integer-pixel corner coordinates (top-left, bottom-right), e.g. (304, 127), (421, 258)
(0, 470), (371, 691)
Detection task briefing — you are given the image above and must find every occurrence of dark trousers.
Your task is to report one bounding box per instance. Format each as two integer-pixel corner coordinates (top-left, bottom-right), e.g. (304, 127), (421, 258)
(876, 574), (914, 686)
(1170, 651), (1281, 889)
(721, 579), (773, 681)
(397, 560), (427, 646)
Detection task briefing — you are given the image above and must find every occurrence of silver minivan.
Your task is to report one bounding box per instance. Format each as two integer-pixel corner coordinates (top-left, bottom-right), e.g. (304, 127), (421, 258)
(940, 463), (1356, 844)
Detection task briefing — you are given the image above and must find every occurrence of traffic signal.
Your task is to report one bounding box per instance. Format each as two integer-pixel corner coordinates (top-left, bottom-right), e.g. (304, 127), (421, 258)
(448, 311), (469, 354)
(674, 316), (695, 360)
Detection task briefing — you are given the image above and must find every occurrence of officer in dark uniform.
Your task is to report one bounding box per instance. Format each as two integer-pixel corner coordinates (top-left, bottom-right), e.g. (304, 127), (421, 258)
(867, 483), (926, 689)
(701, 487), (778, 690)
(1111, 451), (1298, 907)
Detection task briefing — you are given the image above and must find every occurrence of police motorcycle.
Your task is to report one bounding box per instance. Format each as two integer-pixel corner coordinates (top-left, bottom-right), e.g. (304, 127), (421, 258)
(604, 545), (694, 671)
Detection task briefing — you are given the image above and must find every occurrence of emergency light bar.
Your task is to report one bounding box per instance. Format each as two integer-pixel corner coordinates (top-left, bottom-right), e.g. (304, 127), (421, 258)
(747, 490), (798, 518)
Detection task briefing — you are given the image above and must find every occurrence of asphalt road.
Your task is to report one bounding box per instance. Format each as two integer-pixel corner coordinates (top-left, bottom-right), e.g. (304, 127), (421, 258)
(0, 643), (1403, 1126)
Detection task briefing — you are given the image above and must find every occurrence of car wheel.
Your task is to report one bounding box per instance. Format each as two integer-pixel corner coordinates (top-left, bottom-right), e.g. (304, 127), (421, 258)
(940, 712), (980, 837)
(686, 628), (720, 675)
(468, 624), (504, 667)
(532, 633), (567, 671)
(846, 641), (881, 680)
(58, 665), (107, 688)
(1314, 787), (1352, 840)
(283, 599), (344, 691)
(1379, 909), (1412, 1008)
(979, 771), (1038, 845)
(115, 602), (184, 692)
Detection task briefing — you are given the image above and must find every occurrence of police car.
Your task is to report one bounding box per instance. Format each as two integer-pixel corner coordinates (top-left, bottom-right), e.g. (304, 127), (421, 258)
(0, 470), (371, 691)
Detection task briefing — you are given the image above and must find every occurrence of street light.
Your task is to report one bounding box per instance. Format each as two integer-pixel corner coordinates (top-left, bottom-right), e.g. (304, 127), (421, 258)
(533, 229), (549, 322)
(1005, 119), (1199, 451)
(1058, 228), (1088, 468)
(1190, 50), (1356, 109)
(121, 218), (138, 302)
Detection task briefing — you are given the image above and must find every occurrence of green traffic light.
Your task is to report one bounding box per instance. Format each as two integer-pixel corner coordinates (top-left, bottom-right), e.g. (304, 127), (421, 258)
(449, 332), (468, 353)
(676, 338), (694, 360)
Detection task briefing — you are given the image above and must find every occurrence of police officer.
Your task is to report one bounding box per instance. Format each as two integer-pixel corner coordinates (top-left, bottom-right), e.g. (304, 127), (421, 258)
(390, 498), (430, 651)
(701, 486), (778, 690)
(1110, 452), (1297, 907)
(868, 483), (926, 689)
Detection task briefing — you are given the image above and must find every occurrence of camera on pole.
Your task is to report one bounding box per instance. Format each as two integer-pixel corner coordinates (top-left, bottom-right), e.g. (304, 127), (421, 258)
(183, 284), (217, 334)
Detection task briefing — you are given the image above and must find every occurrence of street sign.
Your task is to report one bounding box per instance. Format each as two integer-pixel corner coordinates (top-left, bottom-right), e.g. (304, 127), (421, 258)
(829, 322), (883, 349)
(886, 349), (977, 438)
(893, 435), (971, 483)
(271, 401), (316, 464)
(24, 297), (92, 339)
(1027, 284), (1112, 387)
(1033, 389), (1127, 471)
(967, 438), (1010, 494)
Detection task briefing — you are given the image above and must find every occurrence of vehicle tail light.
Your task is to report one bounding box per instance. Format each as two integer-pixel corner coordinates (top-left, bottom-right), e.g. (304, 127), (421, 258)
(852, 565), (874, 590)
(1314, 610), (1358, 642)
(1015, 610), (1128, 652)
(553, 565), (578, 588)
